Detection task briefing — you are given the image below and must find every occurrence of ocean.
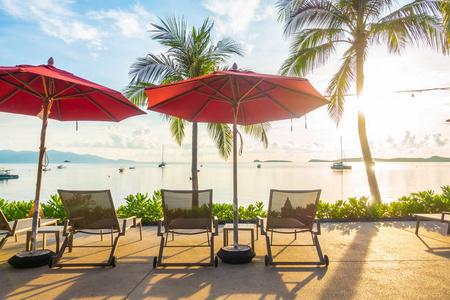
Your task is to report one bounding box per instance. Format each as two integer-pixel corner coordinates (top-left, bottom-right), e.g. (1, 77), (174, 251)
(0, 162), (449, 208)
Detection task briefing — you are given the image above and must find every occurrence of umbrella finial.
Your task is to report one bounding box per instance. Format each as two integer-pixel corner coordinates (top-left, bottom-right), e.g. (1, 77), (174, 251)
(48, 57), (54, 66)
(232, 63), (238, 70)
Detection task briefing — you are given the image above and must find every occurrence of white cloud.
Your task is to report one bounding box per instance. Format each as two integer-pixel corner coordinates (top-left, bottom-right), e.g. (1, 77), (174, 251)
(87, 4), (154, 39)
(201, 0), (274, 36)
(0, 0), (103, 44)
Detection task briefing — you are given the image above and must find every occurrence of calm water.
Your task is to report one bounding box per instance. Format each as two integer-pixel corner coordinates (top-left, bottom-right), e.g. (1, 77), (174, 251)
(0, 162), (448, 207)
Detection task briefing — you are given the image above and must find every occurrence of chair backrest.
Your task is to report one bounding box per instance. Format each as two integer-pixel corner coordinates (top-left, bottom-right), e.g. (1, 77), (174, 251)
(0, 209), (12, 232)
(58, 189), (120, 231)
(267, 189), (321, 231)
(161, 189), (213, 232)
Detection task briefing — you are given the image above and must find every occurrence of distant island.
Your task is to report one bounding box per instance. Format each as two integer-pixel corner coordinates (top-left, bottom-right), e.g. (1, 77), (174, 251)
(309, 156), (450, 163)
(0, 150), (136, 164)
(254, 159), (292, 163)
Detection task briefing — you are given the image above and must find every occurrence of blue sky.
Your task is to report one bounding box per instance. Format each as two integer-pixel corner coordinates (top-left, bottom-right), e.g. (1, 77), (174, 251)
(0, 0), (449, 163)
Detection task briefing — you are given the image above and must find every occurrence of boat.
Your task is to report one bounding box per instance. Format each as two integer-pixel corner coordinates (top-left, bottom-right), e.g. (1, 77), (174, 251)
(158, 145), (166, 168)
(63, 160), (71, 163)
(129, 166), (135, 169)
(331, 137), (352, 170)
(0, 169), (19, 180)
(43, 167), (52, 171)
(57, 165), (66, 169)
(119, 167), (126, 172)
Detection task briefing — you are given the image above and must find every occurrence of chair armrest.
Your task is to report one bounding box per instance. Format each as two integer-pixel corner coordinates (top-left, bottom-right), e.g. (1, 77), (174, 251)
(213, 216), (219, 236)
(123, 216), (137, 228)
(257, 216), (266, 236)
(11, 217), (35, 235)
(157, 218), (164, 236)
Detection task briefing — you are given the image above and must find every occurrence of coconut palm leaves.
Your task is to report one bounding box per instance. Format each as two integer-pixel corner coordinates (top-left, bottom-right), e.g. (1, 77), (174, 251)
(278, 0), (447, 204)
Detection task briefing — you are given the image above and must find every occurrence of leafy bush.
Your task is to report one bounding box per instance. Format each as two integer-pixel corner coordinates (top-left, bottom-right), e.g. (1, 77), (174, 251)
(116, 191), (163, 223)
(41, 194), (67, 222)
(0, 200), (33, 221)
(1, 186), (449, 222)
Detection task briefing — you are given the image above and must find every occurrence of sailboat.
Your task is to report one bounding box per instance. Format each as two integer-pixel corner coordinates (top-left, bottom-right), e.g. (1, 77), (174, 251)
(331, 137), (352, 170)
(158, 145), (166, 168)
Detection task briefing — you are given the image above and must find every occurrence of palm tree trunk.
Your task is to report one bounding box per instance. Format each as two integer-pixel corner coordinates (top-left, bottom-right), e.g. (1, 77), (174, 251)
(356, 44), (382, 205)
(191, 122), (199, 206)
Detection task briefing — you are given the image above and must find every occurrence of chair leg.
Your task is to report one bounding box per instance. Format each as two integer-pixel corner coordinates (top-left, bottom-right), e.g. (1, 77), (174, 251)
(0, 236), (9, 250)
(447, 223), (450, 235)
(210, 231), (215, 263)
(265, 233), (273, 264)
(139, 223), (143, 240)
(158, 235), (165, 266)
(415, 219), (421, 235)
(313, 232), (325, 263)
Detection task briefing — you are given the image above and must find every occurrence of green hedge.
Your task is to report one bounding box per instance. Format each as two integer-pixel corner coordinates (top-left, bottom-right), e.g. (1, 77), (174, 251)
(1, 186), (449, 223)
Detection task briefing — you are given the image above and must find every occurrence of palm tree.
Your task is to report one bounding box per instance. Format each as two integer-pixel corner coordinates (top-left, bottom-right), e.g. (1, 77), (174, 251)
(277, 0), (447, 204)
(124, 15), (270, 197)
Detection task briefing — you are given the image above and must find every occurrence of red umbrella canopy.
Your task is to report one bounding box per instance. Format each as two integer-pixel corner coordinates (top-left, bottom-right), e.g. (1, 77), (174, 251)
(145, 69), (329, 125)
(0, 62), (145, 121)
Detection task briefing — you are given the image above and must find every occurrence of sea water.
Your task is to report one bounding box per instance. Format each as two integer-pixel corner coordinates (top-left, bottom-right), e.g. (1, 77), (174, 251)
(0, 162), (448, 208)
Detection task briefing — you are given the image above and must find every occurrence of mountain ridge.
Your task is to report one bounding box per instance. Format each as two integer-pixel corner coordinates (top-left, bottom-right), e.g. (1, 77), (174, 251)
(0, 150), (137, 164)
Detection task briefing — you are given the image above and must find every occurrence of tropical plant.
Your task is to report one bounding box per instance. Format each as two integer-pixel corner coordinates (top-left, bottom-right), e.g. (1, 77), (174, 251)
(277, 0), (448, 204)
(124, 16), (270, 199)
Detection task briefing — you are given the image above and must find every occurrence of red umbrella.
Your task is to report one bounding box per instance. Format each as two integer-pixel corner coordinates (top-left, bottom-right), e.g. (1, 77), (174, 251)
(145, 66), (329, 263)
(0, 58), (145, 260)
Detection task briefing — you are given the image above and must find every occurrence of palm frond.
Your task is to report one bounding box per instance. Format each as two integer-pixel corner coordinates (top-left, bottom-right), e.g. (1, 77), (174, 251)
(129, 53), (181, 85)
(206, 123), (233, 160)
(240, 123), (271, 149)
(325, 48), (356, 125)
(164, 115), (187, 146)
(122, 82), (153, 107)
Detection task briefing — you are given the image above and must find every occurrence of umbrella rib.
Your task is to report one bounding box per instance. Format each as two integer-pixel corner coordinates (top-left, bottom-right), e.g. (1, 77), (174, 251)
(0, 89), (20, 105)
(149, 89), (197, 109)
(238, 87), (278, 103)
(238, 77), (265, 101)
(5, 71), (43, 97)
(52, 83), (77, 98)
(53, 90), (97, 100)
(0, 75), (42, 99)
(258, 80), (328, 103)
(201, 80), (232, 102)
(191, 98), (212, 122)
(72, 86), (118, 122)
(239, 76), (299, 118)
(195, 90), (229, 103)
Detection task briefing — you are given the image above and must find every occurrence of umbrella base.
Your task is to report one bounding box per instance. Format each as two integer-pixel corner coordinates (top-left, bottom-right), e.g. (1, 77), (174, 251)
(8, 249), (55, 268)
(217, 245), (255, 264)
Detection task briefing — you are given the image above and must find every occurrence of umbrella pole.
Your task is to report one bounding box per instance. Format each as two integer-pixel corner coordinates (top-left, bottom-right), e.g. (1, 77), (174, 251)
(232, 110), (239, 248)
(29, 98), (50, 254)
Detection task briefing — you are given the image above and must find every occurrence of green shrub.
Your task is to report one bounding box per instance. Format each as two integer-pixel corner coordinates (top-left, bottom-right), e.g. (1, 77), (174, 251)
(1, 186), (449, 222)
(41, 194), (67, 223)
(116, 191), (163, 223)
(0, 200), (33, 221)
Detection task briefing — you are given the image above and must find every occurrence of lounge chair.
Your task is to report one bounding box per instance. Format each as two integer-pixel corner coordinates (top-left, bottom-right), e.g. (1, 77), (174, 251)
(154, 189), (219, 267)
(50, 189), (142, 268)
(414, 212), (450, 235)
(258, 189), (329, 266)
(0, 209), (58, 250)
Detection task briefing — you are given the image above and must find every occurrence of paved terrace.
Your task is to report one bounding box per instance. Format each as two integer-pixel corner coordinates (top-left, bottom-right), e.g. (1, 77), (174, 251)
(1, 221), (449, 299)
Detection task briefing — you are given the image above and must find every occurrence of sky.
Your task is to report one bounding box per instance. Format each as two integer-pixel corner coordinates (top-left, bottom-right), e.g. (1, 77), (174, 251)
(0, 0), (449, 163)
